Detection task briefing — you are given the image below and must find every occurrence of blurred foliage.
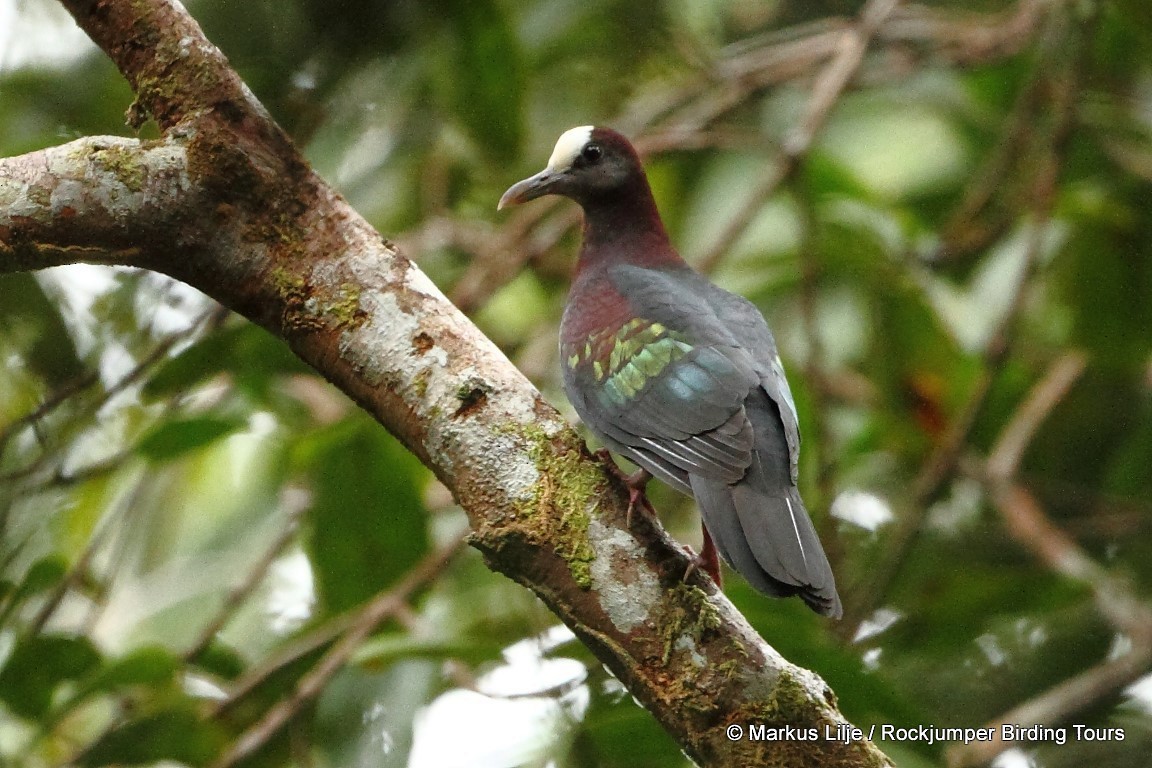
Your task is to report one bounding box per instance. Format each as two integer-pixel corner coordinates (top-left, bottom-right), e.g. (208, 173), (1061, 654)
(2, 0), (1152, 766)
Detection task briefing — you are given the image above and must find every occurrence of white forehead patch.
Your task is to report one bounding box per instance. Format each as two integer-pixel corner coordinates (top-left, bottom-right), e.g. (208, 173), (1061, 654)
(547, 125), (594, 170)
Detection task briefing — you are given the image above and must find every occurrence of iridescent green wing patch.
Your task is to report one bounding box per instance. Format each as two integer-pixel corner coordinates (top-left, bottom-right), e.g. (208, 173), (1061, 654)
(565, 318), (693, 407)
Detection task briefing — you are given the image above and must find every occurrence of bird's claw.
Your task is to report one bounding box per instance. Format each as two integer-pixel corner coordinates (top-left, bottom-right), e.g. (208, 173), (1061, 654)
(684, 528), (723, 587)
(594, 449), (653, 527)
(622, 479), (650, 528)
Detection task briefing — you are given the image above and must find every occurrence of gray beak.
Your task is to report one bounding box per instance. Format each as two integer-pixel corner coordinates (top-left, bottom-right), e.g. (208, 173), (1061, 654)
(498, 167), (562, 210)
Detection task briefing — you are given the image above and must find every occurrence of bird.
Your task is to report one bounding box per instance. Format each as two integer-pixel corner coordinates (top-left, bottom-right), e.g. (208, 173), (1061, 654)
(498, 126), (842, 618)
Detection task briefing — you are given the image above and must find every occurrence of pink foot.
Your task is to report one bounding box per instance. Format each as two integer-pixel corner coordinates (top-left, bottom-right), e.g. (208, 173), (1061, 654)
(594, 449), (653, 527)
(684, 526), (723, 587)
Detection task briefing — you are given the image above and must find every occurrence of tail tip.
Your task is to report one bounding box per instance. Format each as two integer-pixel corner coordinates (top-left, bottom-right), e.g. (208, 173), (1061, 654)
(801, 588), (843, 619)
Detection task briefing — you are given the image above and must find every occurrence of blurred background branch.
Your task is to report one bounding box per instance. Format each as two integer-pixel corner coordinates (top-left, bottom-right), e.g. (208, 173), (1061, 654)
(947, 350), (1152, 766)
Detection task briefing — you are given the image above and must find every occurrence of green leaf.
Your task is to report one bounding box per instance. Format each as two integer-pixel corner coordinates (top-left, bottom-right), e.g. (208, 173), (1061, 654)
(91, 646), (180, 690)
(0, 556), (69, 625)
(298, 417), (429, 613)
(18, 555), (69, 597)
(1058, 215), (1152, 366)
(142, 323), (307, 402)
(0, 635), (102, 719)
(190, 639), (246, 680)
(803, 151), (877, 202)
(0, 274), (85, 385)
(136, 417), (246, 460)
(442, 0), (524, 162)
(77, 706), (225, 767)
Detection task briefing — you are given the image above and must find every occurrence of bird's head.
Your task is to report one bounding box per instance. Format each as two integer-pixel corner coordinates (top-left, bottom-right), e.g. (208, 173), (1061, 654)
(498, 126), (643, 210)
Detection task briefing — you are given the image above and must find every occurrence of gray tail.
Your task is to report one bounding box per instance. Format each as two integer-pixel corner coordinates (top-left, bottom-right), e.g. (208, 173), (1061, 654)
(690, 392), (841, 618)
(692, 478), (841, 617)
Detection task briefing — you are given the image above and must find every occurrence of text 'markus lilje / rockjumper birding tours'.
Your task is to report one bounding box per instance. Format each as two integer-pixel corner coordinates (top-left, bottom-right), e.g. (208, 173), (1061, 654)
(499, 126), (842, 618)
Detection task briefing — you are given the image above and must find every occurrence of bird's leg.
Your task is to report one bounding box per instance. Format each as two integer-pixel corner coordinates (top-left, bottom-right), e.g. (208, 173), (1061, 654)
(621, 468), (653, 527)
(594, 449), (654, 527)
(700, 526), (723, 586)
(684, 525), (724, 587)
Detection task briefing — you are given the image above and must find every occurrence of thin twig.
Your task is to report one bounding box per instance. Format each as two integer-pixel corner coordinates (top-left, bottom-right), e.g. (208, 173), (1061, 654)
(184, 500), (307, 663)
(947, 481), (1152, 767)
(211, 612), (357, 717)
(24, 310), (228, 634)
(990, 483), (1148, 632)
(696, 0), (903, 275)
(881, 0), (1058, 66)
(934, 65), (1050, 264)
(447, 0), (1057, 315)
(945, 338), (1152, 768)
(25, 475), (135, 636)
(208, 534), (468, 768)
(447, 199), (570, 314)
(51, 450), (132, 486)
(979, 352), (1131, 629)
(842, 7), (1078, 629)
(0, 305), (227, 483)
(985, 351), (1087, 481)
(947, 642), (1152, 768)
(0, 371), (99, 461)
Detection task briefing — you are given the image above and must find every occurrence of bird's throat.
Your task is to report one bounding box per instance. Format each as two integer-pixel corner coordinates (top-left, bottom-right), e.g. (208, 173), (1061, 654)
(575, 188), (683, 273)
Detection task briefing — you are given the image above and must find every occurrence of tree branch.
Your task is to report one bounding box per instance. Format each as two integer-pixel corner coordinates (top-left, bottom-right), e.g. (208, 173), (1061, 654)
(207, 534), (469, 768)
(842, 6), (1082, 630)
(945, 353), (1152, 766)
(0, 0), (890, 764)
(445, 0), (1068, 314)
(692, 0), (901, 274)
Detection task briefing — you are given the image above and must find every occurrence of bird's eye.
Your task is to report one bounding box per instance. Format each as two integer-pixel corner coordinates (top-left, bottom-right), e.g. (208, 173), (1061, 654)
(581, 143), (602, 163)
